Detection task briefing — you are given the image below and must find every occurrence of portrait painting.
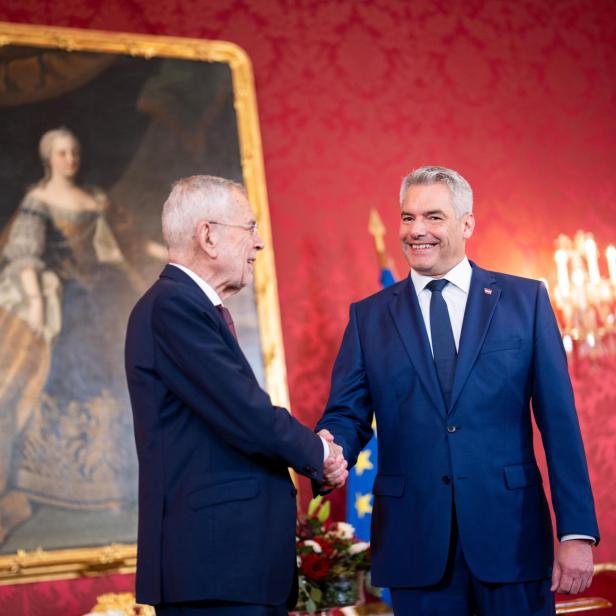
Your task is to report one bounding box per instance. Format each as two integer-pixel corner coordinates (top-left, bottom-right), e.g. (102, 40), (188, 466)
(0, 22), (287, 581)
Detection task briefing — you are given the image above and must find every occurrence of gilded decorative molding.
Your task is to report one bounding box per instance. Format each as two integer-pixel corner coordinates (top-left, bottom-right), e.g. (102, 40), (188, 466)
(0, 20), (290, 583)
(89, 591), (155, 615)
(555, 597), (612, 613)
(0, 543), (136, 585)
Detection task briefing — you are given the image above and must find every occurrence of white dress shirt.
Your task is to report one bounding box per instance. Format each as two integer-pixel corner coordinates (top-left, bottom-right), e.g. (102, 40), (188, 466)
(168, 263), (330, 462)
(170, 262), (223, 306)
(411, 257), (472, 356)
(409, 257), (593, 544)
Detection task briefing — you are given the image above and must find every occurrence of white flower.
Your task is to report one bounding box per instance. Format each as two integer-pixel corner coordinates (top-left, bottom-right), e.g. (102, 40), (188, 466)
(348, 541), (370, 555)
(302, 539), (323, 553)
(329, 521), (355, 540)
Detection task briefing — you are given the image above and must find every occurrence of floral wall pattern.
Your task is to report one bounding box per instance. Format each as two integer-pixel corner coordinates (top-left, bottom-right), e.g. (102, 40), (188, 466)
(0, 2), (614, 612)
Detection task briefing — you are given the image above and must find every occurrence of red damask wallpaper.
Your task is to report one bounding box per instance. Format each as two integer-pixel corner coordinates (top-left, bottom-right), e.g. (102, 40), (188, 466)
(0, 573), (135, 615)
(0, 0), (615, 610)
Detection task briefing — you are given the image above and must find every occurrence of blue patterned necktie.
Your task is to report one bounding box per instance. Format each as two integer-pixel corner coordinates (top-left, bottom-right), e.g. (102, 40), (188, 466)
(427, 279), (457, 408)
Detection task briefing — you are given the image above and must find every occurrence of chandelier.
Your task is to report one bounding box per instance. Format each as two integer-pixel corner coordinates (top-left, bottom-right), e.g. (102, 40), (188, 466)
(551, 231), (616, 359)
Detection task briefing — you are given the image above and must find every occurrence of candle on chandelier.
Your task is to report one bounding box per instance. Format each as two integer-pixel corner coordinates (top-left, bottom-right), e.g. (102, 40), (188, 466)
(571, 267), (587, 309)
(584, 236), (600, 284)
(554, 249), (570, 298)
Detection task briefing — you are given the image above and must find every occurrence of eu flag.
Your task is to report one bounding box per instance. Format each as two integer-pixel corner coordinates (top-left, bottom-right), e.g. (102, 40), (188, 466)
(345, 266), (397, 539)
(346, 219), (396, 604)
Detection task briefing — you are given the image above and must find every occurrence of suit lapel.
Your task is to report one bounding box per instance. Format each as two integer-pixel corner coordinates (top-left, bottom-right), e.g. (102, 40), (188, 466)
(388, 276), (447, 418)
(160, 265), (257, 378)
(449, 264), (501, 413)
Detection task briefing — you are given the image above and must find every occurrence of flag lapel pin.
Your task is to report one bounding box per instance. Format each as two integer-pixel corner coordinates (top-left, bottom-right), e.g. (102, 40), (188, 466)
(484, 287), (493, 295)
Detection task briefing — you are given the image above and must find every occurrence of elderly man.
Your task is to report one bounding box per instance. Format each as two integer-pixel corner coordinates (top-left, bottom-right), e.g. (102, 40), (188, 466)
(316, 166), (598, 615)
(125, 175), (347, 615)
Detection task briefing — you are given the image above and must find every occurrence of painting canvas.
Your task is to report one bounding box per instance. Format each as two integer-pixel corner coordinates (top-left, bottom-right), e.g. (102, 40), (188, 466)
(0, 23), (287, 581)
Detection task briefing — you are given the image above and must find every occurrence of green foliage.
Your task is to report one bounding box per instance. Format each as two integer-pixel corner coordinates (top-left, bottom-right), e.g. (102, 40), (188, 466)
(307, 495), (322, 517)
(306, 495), (331, 525)
(316, 500), (330, 524)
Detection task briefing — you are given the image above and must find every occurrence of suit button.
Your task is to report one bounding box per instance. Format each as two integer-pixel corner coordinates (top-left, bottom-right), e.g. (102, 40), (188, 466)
(291, 488), (298, 497)
(442, 475), (451, 485)
(447, 425), (457, 433)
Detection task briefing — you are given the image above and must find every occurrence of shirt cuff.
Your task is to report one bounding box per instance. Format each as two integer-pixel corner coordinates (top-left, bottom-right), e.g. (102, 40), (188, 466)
(320, 436), (330, 462)
(561, 534), (596, 544)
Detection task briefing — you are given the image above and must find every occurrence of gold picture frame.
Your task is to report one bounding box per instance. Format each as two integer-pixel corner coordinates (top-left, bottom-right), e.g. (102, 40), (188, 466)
(0, 21), (289, 584)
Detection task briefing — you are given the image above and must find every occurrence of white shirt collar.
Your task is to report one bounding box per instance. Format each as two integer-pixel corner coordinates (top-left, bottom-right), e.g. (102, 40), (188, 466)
(410, 256), (472, 295)
(169, 263), (223, 306)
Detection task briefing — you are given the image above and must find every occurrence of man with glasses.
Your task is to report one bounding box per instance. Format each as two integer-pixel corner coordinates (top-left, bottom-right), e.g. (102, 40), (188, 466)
(125, 175), (347, 615)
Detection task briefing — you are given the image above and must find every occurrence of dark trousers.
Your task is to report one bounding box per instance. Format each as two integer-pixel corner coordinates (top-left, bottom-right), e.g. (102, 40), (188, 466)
(156, 601), (288, 615)
(391, 517), (555, 616)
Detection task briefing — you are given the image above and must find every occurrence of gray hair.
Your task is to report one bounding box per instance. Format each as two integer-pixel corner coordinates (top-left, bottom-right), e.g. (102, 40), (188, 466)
(38, 126), (80, 184)
(400, 166), (473, 217)
(162, 175), (246, 250)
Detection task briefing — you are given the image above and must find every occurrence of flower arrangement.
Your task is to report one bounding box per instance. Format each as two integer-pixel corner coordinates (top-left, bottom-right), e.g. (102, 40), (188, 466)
(295, 496), (372, 614)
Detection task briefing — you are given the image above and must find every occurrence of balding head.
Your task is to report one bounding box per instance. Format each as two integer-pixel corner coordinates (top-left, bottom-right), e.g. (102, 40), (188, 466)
(162, 175), (246, 253)
(162, 174), (264, 300)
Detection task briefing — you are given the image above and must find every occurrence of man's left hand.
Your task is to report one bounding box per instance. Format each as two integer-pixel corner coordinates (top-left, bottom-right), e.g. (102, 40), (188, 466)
(551, 539), (594, 595)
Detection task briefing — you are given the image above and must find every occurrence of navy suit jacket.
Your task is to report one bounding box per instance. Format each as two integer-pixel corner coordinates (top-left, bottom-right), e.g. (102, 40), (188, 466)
(125, 265), (324, 606)
(317, 262), (598, 588)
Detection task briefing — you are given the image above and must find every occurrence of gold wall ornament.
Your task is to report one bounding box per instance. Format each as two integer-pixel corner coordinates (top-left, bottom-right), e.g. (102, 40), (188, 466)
(88, 591), (155, 615)
(0, 20), (290, 584)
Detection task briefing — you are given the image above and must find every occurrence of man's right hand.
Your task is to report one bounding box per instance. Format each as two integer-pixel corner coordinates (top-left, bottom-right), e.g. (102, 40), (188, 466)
(319, 429), (348, 489)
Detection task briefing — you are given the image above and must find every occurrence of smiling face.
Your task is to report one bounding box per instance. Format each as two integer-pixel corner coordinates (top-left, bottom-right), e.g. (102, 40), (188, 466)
(47, 134), (80, 179)
(215, 189), (264, 296)
(399, 182), (475, 277)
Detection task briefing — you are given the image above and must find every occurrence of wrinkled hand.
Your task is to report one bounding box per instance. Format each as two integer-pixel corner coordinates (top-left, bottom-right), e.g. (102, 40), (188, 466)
(319, 429), (348, 489)
(551, 539), (594, 595)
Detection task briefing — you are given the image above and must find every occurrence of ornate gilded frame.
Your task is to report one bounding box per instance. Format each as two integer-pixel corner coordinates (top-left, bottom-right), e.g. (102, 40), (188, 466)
(0, 21), (289, 584)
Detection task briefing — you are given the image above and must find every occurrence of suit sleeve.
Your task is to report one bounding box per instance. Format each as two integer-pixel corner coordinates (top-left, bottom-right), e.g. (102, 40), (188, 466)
(316, 302), (375, 468)
(152, 291), (324, 482)
(531, 283), (599, 542)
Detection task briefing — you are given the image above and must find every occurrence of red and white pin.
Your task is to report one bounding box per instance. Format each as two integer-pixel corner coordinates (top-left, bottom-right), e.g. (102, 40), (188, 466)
(484, 287), (493, 295)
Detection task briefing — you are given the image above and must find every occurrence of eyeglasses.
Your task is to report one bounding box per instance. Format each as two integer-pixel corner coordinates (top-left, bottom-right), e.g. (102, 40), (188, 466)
(208, 220), (259, 234)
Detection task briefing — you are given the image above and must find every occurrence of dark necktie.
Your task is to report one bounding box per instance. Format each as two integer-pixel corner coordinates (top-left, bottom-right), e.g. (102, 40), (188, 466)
(216, 304), (238, 341)
(427, 279), (457, 408)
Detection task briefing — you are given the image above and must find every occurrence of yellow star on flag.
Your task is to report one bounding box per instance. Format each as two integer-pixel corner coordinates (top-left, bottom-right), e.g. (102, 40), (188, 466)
(354, 450), (374, 476)
(355, 492), (373, 518)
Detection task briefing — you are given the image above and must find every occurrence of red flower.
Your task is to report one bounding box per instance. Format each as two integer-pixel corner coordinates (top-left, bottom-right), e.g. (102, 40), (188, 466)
(300, 553), (331, 581)
(314, 536), (335, 557)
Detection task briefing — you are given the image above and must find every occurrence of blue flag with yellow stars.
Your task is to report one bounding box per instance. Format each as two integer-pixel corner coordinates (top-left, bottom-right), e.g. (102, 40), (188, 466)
(346, 264), (395, 606)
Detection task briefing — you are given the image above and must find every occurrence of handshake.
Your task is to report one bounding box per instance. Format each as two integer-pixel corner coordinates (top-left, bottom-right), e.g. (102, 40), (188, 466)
(319, 429), (348, 489)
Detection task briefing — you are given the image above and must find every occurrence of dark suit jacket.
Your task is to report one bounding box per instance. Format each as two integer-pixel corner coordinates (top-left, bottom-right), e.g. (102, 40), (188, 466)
(125, 265), (324, 606)
(317, 262), (598, 588)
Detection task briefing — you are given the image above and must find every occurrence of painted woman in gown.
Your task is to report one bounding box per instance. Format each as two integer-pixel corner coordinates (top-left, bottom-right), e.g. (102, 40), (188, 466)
(0, 127), (139, 543)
